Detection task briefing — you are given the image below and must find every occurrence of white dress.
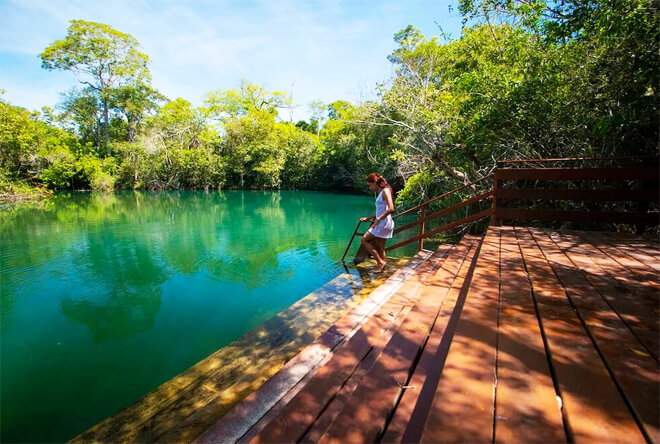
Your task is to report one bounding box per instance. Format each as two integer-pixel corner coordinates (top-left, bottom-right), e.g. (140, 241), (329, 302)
(368, 189), (394, 239)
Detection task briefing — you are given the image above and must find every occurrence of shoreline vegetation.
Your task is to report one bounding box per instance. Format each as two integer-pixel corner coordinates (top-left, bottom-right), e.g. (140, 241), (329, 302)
(0, 179), (53, 202)
(1, 1), (657, 209)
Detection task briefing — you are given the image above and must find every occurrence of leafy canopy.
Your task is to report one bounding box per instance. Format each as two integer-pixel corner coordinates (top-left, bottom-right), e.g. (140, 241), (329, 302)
(40, 19), (150, 91)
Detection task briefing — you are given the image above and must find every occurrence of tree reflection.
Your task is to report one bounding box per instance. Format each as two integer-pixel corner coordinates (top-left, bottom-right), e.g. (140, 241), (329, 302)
(1, 190), (374, 341)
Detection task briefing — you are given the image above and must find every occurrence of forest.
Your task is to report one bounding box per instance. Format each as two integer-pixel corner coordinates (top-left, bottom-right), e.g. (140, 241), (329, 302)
(1, 0), (657, 207)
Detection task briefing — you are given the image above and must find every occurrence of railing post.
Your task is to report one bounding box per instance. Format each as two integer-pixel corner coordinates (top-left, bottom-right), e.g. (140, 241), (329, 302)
(341, 220), (362, 262)
(492, 171), (500, 226)
(418, 204), (426, 251)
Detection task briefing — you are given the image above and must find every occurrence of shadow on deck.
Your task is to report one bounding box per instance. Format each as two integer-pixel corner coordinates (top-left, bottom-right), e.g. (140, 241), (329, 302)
(194, 227), (659, 444)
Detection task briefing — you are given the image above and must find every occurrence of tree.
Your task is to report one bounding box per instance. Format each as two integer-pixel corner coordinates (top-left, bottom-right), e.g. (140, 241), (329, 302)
(59, 87), (102, 146)
(110, 83), (165, 143)
(320, 101), (397, 191)
(41, 20), (151, 150)
(203, 80), (288, 122)
(309, 100), (326, 136)
(457, 0), (659, 153)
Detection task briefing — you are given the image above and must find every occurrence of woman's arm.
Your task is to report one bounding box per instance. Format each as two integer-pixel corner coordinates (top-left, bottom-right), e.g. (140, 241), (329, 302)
(360, 213), (376, 222)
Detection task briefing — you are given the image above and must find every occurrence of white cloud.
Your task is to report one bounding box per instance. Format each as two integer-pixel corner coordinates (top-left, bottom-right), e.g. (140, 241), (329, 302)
(1, 0), (464, 121)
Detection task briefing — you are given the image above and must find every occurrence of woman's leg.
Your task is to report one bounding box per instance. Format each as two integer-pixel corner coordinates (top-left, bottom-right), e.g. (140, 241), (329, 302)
(361, 232), (386, 266)
(376, 237), (387, 263)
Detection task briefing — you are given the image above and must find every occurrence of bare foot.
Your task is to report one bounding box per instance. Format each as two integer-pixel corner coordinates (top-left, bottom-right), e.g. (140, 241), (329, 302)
(376, 261), (387, 272)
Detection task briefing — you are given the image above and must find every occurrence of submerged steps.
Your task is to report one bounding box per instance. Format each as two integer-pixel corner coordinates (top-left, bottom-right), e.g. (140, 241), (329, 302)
(69, 253), (426, 443)
(191, 251), (444, 442)
(213, 227), (656, 444)
(209, 235), (482, 444)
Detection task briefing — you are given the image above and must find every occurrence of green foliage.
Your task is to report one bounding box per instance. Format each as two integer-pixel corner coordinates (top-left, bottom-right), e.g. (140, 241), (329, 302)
(110, 83), (165, 142)
(395, 167), (439, 205)
(0, 170), (52, 199)
(204, 80), (288, 121)
(455, 0), (659, 152)
(41, 20), (156, 149)
(320, 101), (397, 191)
(5, 10), (655, 206)
(40, 153), (113, 190)
(40, 19), (150, 87)
(0, 99), (80, 184)
(278, 123), (322, 188)
(222, 109), (281, 188)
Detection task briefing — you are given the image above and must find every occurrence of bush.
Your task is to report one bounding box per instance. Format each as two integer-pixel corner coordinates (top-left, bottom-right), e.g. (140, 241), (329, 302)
(90, 171), (116, 191)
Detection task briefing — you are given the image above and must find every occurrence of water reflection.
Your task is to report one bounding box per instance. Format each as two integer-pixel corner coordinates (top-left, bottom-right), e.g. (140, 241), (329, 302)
(1, 190), (392, 443)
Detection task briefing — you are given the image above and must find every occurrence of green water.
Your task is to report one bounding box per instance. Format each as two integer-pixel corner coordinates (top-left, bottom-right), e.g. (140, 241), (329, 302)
(0, 190), (417, 443)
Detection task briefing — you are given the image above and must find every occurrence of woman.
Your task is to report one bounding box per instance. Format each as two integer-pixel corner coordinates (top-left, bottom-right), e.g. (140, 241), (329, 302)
(360, 173), (395, 270)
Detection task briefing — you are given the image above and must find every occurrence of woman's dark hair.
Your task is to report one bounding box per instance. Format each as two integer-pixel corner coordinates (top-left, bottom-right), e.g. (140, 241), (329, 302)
(366, 173), (394, 197)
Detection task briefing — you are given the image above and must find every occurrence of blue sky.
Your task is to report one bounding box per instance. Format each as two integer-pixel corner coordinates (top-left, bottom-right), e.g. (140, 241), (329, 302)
(0, 0), (465, 121)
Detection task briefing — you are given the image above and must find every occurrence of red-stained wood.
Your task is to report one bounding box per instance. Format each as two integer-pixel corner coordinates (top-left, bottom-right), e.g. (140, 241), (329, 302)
(579, 232), (660, 292)
(532, 229), (660, 443)
(496, 167), (659, 181)
(247, 247), (450, 444)
(316, 237), (480, 444)
(496, 188), (659, 202)
(392, 174), (494, 219)
(494, 227), (566, 443)
(495, 208), (659, 226)
(414, 230), (500, 443)
(514, 227), (646, 443)
(300, 240), (474, 444)
(590, 232), (660, 273)
(545, 231), (660, 362)
(380, 234), (489, 444)
(393, 191), (494, 234)
(220, 227), (657, 444)
(386, 208), (494, 252)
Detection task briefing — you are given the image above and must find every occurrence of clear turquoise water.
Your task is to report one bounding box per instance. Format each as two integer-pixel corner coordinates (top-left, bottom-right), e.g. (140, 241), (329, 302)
(0, 190), (416, 443)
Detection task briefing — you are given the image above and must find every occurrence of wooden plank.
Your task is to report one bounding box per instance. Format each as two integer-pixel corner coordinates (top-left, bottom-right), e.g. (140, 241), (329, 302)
(393, 191), (494, 234)
(496, 188), (659, 202)
(378, 230), (490, 443)
(496, 167), (660, 181)
(497, 156), (658, 165)
(300, 241), (468, 444)
(412, 230), (499, 443)
(543, 231), (660, 362)
(192, 251), (434, 444)
(316, 237), (480, 444)
(590, 232), (660, 271)
(572, 231), (660, 302)
(393, 174), (494, 219)
(579, 232), (660, 290)
(591, 230), (660, 250)
(494, 227), (567, 443)
(514, 227), (646, 443)
(496, 208), (659, 226)
(386, 208), (494, 252)
(533, 229), (660, 442)
(246, 247), (450, 443)
(308, 237), (477, 443)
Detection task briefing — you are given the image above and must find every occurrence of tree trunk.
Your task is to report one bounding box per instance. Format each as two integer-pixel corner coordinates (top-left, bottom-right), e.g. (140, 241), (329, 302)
(103, 98), (110, 154)
(435, 156), (477, 191)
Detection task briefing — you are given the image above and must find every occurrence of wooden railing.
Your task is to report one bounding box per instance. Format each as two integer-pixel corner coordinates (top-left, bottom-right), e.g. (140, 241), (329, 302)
(342, 157), (659, 263)
(492, 161), (659, 229)
(340, 174), (494, 262)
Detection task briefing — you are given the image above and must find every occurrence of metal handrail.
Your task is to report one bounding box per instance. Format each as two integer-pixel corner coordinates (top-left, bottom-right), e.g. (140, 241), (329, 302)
(340, 174), (494, 262)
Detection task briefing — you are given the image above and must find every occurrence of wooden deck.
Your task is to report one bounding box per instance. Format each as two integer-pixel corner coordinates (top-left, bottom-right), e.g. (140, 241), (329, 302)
(197, 227), (659, 444)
